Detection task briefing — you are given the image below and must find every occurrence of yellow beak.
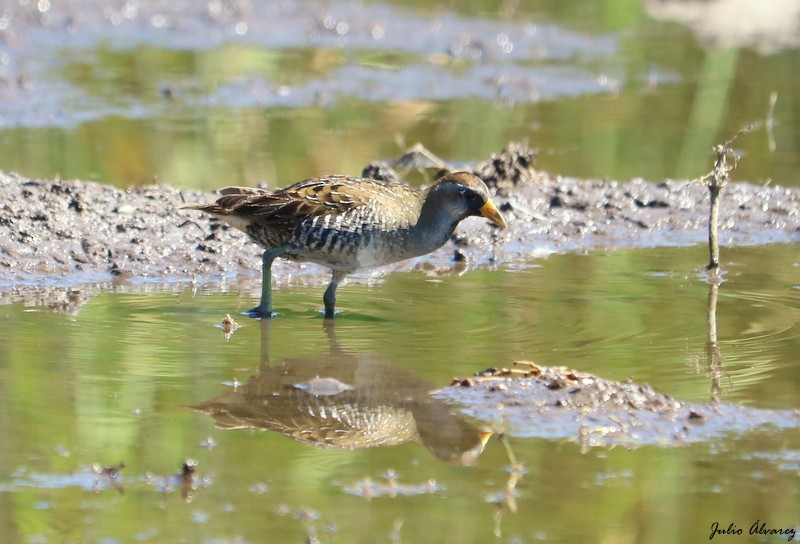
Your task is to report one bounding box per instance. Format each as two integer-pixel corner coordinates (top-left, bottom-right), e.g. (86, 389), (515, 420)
(479, 199), (508, 229)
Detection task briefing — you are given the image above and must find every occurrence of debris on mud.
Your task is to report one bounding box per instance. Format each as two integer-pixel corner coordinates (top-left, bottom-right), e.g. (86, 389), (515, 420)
(472, 142), (539, 195)
(0, 143), (798, 309)
(435, 361), (800, 449)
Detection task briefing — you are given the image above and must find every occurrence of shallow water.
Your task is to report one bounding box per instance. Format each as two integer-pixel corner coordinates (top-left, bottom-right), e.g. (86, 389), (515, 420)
(0, 1), (798, 541)
(0, 244), (797, 543)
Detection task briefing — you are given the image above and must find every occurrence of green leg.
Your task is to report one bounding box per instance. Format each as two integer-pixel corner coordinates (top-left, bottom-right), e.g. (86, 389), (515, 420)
(323, 271), (347, 319)
(247, 247), (286, 318)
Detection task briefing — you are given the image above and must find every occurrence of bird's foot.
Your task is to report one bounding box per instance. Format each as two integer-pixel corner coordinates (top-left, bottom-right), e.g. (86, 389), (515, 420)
(244, 306), (277, 319)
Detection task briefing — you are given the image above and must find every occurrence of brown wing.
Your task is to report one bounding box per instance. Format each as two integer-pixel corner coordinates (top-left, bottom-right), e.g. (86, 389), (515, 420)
(193, 175), (422, 229)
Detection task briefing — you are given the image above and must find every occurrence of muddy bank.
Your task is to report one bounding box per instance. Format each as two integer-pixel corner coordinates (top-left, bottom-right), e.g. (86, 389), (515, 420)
(0, 143), (798, 307)
(436, 362), (800, 449)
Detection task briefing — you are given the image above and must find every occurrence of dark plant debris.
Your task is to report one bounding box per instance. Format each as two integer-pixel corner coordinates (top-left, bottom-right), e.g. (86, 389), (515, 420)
(435, 361), (799, 450)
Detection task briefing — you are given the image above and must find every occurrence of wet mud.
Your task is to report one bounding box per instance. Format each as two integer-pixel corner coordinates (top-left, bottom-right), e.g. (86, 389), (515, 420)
(1, 142), (798, 307)
(437, 362), (800, 449)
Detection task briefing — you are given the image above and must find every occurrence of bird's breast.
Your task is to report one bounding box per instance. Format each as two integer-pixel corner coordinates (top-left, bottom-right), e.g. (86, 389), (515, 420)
(284, 215), (416, 271)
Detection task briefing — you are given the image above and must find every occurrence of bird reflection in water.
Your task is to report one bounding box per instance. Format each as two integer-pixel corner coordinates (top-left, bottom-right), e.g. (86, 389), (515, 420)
(188, 320), (491, 464)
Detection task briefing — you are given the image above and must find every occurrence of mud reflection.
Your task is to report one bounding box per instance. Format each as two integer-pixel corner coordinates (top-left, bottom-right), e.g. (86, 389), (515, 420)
(189, 320), (491, 464)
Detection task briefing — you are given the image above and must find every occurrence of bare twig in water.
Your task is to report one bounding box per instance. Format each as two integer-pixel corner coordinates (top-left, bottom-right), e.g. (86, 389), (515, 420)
(694, 127), (751, 273)
(693, 129), (752, 401)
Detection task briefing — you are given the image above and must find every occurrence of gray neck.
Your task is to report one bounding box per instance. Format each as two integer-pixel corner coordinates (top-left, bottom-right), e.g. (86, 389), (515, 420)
(403, 193), (464, 257)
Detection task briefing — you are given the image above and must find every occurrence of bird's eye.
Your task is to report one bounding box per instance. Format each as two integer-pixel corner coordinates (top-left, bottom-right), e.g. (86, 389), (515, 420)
(455, 186), (484, 209)
(459, 188), (475, 200)
(463, 190), (481, 205)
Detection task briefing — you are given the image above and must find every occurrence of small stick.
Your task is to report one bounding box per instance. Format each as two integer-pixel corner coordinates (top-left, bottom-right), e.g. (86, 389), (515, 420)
(695, 127), (751, 273)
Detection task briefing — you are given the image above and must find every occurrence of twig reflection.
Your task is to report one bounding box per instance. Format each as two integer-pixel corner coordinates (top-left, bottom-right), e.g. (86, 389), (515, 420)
(705, 274), (724, 403)
(489, 434), (526, 539)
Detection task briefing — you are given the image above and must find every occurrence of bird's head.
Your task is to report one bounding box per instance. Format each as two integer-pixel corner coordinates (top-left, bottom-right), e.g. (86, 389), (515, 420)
(426, 171), (508, 228)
